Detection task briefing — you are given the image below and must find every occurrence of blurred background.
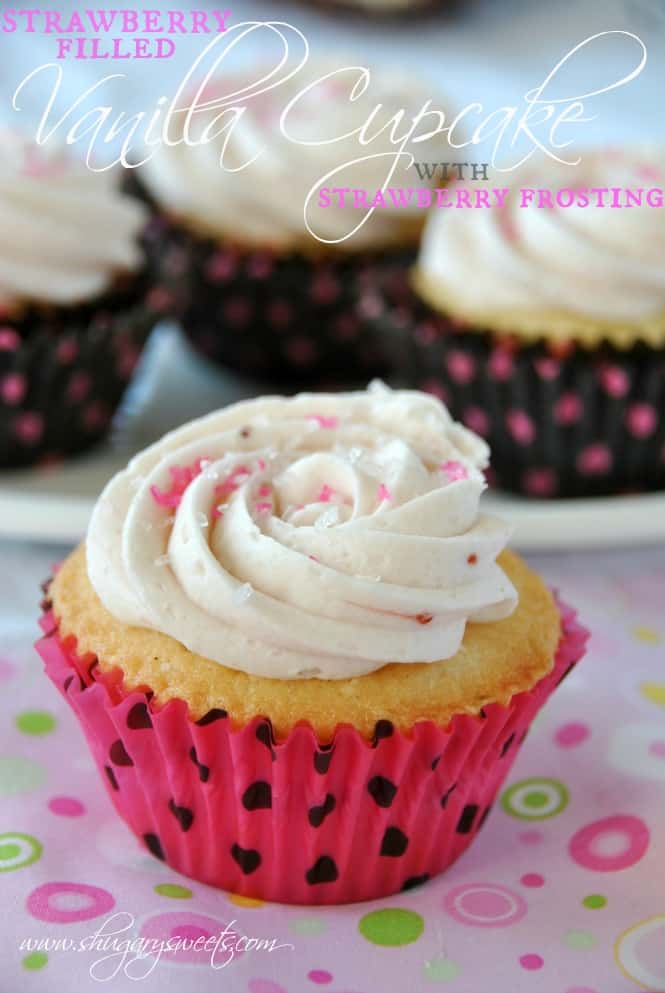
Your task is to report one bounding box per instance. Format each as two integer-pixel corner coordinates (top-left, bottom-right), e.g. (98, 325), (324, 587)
(0, 0), (663, 541)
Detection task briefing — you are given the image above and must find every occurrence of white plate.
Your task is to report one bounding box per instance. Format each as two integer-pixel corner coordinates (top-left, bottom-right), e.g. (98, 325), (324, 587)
(2, 325), (664, 549)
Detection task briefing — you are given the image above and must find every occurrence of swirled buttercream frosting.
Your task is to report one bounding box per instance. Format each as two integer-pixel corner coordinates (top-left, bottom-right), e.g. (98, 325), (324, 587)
(86, 385), (517, 679)
(139, 60), (440, 251)
(416, 150), (665, 336)
(0, 134), (147, 307)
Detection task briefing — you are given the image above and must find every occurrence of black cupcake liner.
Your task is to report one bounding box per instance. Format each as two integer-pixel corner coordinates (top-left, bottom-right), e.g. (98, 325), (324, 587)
(130, 172), (417, 386)
(369, 276), (665, 498)
(0, 273), (168, 469)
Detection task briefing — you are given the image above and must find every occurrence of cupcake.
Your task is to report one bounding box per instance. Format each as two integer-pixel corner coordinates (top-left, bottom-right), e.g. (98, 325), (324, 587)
(372, 149), (665, 497)
(133, 61), (445, 385)
(37, 384), (587, 904)
(0, 135), (164, 468)
(300, 0), (454, 15)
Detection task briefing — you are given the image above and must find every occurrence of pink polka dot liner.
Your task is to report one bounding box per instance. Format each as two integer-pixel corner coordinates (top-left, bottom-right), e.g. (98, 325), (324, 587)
(133, 174), (418, 387)
(36, 593), (587, 905)
(373, 275), (665, 498)
(0, 273), (162, 468)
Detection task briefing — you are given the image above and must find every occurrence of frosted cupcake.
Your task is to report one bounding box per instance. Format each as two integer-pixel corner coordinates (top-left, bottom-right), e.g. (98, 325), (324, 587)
(373, 149), (665, 497)
(0, 135), (164, 467)
(133, 61), (443, 384)
(38, 385), (587, 904)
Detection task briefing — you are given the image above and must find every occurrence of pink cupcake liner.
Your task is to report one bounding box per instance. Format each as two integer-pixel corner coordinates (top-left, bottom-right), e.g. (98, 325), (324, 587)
(36, 597), (587, 905)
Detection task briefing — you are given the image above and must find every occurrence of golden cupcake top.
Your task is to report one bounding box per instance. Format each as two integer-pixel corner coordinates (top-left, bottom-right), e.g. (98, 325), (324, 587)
(414, 148), (665, 349)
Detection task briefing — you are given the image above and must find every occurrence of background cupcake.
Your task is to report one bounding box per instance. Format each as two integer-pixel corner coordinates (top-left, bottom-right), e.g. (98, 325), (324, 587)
(297, 0), (457, 15)
(133, 60), (447, 385)
(0, 135), (166, 468)
(372, 149), (665, 498)
(38, 386), (587, 904)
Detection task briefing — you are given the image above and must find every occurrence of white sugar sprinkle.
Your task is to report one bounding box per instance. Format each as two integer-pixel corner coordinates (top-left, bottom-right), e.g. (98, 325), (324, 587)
(368, 378), (390, 395)
(315, 506), (340, 529)
(154, 554), (170, 568)
(232, 582), (253, 604)
(197, 511), (209, 528)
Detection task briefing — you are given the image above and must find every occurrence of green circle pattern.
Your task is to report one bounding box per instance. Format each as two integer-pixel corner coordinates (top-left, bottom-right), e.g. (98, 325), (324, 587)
(501, 777), (569, 821)
(583, 894), (607, 910)
(0, 832), (42, 872)
(15, 711), (56, 736)
(23, 952), (48, 971)
(359, 908), (424, 947)
(154, 883), (192, 899)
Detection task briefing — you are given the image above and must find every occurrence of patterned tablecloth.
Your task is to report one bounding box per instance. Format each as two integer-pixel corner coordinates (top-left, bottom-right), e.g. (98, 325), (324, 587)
(1, 539), (664, 993)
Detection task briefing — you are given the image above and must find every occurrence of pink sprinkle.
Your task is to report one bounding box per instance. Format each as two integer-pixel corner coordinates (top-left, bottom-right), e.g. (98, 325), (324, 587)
(377, 483), (392, 502)
(440, 460), (469, 482)
(256, 459), (267, 471)
(0, 327), (19, 351)
(308, 555), (319, 562)
(1, 373), (25, 405)
(307, 414), (339, 430)
(215, 480), (239, 500)
(150, 457), (209, 509)
(258, 483), (272, 497)
(317, 484), (335, 503)
(415, 612), (433, 625)
(255, 501), (272, 514)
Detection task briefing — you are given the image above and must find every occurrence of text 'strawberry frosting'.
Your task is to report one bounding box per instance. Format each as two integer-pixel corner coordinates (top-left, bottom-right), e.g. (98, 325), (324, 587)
(86, 385), (517, 679)
(0, 133), (147, 307)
